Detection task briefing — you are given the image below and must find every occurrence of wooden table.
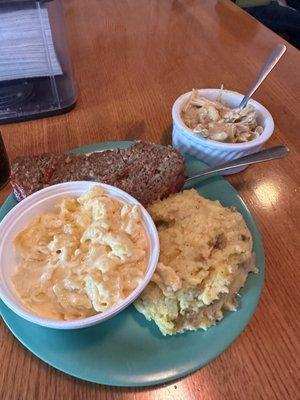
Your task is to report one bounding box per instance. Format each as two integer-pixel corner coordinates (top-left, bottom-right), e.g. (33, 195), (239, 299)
(0, 1), (299, 399)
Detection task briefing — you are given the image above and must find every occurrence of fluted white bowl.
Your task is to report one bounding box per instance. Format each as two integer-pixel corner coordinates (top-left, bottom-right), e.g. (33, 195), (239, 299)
(172, 89), (274, 174)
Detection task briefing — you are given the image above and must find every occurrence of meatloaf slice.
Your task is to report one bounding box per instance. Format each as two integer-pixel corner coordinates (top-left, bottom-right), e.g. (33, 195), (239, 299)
(10, 142), (185, 206)
(116, 142), (186, 205)
(10, 153), (56, 201)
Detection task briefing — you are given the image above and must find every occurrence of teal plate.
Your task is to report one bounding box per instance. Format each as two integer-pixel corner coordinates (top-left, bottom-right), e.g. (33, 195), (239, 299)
(0, 141), (264, 387)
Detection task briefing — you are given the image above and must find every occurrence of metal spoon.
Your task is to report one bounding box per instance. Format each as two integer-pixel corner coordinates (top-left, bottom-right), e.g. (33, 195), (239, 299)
(184, 145), (289, 187)
(239, 44), (286, 109)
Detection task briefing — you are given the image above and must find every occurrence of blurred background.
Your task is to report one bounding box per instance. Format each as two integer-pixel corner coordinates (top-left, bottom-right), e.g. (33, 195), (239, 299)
(234, 0), (300, 49)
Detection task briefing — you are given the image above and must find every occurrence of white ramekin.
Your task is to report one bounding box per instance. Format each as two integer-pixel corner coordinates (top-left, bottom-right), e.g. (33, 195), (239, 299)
(172, 89), (274, 174)
(0, 182), (159, 330)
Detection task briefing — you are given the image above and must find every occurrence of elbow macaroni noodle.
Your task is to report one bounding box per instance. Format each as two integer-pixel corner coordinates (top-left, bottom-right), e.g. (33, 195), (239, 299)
(12, 187), (148, 320)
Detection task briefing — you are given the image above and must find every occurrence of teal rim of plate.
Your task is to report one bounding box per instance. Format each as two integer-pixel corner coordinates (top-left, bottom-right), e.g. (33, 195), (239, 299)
(0, 140), (264, 387)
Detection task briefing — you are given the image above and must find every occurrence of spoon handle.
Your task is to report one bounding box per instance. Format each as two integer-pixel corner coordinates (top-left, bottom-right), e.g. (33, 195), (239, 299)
(184, 145), (289, 187)
(239, 44), (286, 109)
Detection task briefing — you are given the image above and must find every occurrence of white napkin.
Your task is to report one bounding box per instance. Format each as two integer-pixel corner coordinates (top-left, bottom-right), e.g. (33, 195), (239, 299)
(0, 5), (62, 81)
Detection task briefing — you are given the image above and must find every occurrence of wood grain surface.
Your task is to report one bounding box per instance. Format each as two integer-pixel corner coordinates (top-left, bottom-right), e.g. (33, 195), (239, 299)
(0, 1), (299, 399)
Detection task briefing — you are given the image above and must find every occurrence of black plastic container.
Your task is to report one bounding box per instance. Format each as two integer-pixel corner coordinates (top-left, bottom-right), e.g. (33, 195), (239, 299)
(0, 132), (10, 189)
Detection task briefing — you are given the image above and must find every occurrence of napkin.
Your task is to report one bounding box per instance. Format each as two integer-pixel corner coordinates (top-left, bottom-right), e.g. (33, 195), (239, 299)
(0, 4), (62, 82)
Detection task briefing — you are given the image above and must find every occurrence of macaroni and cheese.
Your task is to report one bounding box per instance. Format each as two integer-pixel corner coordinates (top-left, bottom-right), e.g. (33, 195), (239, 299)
(12, 187), (148, 320)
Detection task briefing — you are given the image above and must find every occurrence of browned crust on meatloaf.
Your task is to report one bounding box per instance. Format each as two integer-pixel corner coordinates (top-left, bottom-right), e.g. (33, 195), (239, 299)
(10, 154), (56, 202)
(10, 142), (185, 206)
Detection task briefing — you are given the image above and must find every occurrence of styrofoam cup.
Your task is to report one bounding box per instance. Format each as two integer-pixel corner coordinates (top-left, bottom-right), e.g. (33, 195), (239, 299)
(0, 181), (159, 329)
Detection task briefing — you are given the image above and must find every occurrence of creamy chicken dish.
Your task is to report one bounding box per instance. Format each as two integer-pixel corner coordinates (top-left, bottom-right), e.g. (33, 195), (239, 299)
(181, 89), (263, 143)
(135, 189), (256, 335)
(12, 187), (148, 320)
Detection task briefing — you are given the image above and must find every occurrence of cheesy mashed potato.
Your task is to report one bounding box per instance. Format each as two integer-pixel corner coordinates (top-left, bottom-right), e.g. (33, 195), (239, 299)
(135, 189), (256, 335)
(12, 187), (148, 320)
